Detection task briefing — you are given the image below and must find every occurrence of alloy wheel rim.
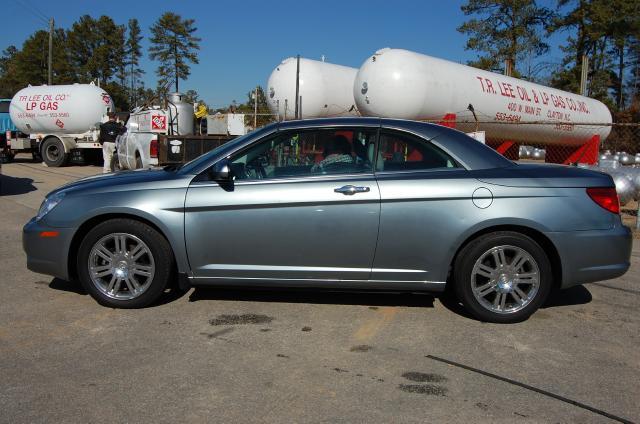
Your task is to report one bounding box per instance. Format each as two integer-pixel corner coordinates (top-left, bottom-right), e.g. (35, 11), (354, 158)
(88, 232), (155, 300)
(471, 245), (540, 314)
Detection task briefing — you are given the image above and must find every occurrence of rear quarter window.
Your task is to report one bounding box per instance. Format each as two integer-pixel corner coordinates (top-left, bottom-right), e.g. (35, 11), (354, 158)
(377, 130), (459, 172)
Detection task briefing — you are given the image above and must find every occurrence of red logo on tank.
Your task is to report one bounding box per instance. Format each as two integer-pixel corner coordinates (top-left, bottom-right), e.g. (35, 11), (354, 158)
(55, 119), (64, 129)
(102, 94), (111, 105)
(151, 115), (166, 130)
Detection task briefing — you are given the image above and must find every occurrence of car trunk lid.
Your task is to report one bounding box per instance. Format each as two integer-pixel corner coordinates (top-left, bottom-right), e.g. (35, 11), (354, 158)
(473, 163), (613, 188)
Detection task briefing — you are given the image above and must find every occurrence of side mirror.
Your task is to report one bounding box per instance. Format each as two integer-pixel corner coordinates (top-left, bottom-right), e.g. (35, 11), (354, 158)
(209, 159), (232, 181)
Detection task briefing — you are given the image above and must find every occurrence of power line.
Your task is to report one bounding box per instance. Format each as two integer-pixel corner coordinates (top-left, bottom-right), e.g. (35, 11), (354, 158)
(16, 0), (49, 21)
(14, 0), (49, 26)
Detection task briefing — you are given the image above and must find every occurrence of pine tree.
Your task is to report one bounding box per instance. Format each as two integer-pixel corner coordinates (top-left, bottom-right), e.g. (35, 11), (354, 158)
(148, 12), (201, 93)
(548, 0), (637, 109)
(116, 24), (128, 89)
(0, 29), (72, 97)
(126, 19), (145, 107)
(457, 0), (553, 77)
(66, 15), (126, 85)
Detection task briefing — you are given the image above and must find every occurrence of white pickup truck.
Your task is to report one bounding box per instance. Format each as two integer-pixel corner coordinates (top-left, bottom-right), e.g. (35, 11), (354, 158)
(116, 92), (197, 170)
(115, 108), (162, 170)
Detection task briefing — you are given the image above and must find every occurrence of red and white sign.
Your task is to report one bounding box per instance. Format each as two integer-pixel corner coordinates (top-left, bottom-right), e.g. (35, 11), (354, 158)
(55, 119), (64, 129)
(102, 94), (112, 105)
(151, 115), (167, 130)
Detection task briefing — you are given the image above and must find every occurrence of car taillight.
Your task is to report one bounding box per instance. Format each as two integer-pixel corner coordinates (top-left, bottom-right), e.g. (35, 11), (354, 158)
(587, 187), (620, 214)
(150, 138), (158, 158)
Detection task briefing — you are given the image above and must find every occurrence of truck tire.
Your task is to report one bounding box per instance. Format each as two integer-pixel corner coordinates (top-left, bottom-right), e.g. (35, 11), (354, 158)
(41, 137), (69, 167)
(0, 150), (14, 163)
(110, 153), (121, 172)
(135, 153), (143, 169)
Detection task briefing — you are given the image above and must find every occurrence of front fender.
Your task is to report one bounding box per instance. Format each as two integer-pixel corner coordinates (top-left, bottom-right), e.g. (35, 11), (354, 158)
(42, 188), (190, 274)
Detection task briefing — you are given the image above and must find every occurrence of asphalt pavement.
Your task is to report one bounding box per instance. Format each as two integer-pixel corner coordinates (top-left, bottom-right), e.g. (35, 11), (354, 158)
(1, 157), (639, 423)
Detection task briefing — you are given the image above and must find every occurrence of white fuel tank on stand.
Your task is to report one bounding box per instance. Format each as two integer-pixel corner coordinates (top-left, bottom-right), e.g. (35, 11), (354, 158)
(354, 48), (612, 146)
(266, 57), (359, 119)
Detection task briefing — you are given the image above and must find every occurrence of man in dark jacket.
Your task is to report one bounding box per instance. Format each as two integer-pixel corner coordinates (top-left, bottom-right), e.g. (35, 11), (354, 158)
(100, 112), (123, 173)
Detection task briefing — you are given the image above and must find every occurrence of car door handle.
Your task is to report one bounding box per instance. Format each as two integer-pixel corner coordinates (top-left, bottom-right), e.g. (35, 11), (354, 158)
(334, 185), (370, 195)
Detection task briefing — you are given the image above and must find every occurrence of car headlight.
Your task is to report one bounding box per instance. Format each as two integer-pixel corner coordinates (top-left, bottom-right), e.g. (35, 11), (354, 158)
(36, 192), (65, 221)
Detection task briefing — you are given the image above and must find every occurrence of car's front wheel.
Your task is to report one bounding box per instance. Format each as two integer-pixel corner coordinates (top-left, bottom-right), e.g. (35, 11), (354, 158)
(453, 231), (552, 323)
(77, 218), (174, 308)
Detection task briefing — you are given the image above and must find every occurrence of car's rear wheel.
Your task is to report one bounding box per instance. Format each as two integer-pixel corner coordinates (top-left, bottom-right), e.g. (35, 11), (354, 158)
(77, 218), (174, 308)
(453, 231), (552, 323)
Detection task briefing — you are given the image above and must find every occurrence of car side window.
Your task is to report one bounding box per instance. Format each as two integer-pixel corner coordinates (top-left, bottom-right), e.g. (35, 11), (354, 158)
(230, 128), (376, 180)
(377, 130), (458, 172)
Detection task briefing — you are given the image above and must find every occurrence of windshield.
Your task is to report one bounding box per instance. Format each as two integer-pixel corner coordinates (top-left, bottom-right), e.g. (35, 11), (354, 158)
(176, 125), (277, 174)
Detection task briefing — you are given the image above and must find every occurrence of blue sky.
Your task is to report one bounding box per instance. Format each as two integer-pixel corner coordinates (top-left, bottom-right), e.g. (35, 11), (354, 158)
(4, 0), (565, 108)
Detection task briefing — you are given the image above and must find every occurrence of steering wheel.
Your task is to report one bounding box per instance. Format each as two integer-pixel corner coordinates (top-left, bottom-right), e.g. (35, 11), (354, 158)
(246, 156), (267, 179)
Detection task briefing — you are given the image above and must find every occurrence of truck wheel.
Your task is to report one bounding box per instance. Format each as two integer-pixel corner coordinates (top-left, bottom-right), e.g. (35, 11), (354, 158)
(135, 153), (143, 169)
(77, 218), (174, 308)
(453, 231), (552, 323)
(0, 151), (14, 163)
(110, 153), (121, 172)
(41, 137), (69, 167)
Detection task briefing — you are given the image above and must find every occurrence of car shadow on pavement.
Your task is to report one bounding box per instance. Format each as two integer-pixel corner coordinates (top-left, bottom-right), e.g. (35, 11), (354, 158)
(0, 174), (37, 196)
(436, 291), (476, 320)
(436, 285), (593, 322)
(542, 285), (592, 309)
(189, 287), (435, 308)
(48, 278), (87, 295)
(47, 278), (189, 306)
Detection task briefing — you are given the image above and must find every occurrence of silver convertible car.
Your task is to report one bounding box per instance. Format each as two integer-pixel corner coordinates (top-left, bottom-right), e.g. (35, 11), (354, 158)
(23, 118), (631, 323)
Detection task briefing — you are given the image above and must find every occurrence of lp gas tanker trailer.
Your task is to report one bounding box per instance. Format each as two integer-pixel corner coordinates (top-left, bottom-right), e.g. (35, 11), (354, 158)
(266, 57), (358, 119)
(354, 48), (612, 164)
(7, 82), (115, 167)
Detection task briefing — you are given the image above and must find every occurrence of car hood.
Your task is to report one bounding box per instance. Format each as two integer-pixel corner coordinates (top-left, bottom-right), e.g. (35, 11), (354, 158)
(473, 163), (614, 188)
(50, 168), (191, 196)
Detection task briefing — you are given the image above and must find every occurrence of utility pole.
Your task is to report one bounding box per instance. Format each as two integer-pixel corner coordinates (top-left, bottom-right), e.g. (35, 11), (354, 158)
(253, 86), (258, 129)
(294, 54), (300, 119)
(48, 17), (54, 85)
(174, 40), (179, 93)
(580, 55), (589, 96)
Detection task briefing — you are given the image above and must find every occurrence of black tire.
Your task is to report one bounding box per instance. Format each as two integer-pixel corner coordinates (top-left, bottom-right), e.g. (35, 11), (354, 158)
(135, 154), (143, 169)
(110, 152), (121, 172)
(77, 218), (174, 308)
(0, 151), (14, 163)
(453, 231), (552, 323)
(41, 137), (69, 167)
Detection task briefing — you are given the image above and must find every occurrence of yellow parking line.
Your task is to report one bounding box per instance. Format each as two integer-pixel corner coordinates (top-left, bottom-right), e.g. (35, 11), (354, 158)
(353, 307), (398, 342)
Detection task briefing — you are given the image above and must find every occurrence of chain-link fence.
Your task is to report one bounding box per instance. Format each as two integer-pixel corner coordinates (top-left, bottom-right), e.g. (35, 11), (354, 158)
(415, 120), (640, 164)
